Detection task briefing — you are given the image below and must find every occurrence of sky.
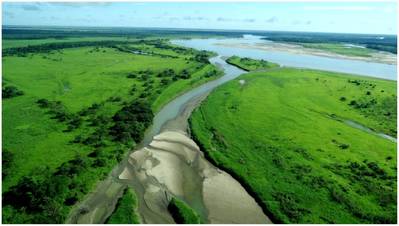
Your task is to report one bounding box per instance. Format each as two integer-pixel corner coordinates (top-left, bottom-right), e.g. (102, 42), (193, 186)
(2, 1), (397, 35)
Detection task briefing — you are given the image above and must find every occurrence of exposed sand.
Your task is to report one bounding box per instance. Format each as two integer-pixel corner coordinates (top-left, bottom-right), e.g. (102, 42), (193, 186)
(66, 57), (271, 224)
(217, 42), (397, 65)
(119, 130), (271, 223)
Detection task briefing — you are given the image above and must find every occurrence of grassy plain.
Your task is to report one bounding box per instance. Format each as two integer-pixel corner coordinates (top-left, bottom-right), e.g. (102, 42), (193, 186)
(2, 38), (221, 223)
(190, 67), (397, 223)
(2, 37), (131, 49)
(106, 188), (140, 224)
(226, 55), (279, 71)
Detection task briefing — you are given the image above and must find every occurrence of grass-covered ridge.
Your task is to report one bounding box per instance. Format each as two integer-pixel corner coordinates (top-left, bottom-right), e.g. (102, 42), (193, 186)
(226, 55), (279, 71)
(2, 38), (221, 223)
(106, 188), (140, 224)
(190, 67), (396, 223)
(168, 197), (202, 224)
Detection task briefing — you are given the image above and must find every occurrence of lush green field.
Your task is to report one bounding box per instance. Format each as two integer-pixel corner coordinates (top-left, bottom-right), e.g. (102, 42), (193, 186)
(2, 38), (221, 223)
(2, 37), (132, 49)
(106, 188), (140, 224)
(226, 55), (279, 71)
(168, 197), (202, 224)
(300, 43), (375, 57)
(190, 67), (397, 223)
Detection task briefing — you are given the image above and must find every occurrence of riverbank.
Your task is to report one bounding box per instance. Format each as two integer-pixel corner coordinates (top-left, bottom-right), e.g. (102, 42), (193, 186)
(216, 42), (397, 65)
(189, 67), (397, 223)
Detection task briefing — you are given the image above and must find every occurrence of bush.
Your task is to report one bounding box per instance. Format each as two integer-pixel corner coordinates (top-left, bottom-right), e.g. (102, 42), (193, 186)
(36, 98), (50, 108)
(3, 86), (24, 99)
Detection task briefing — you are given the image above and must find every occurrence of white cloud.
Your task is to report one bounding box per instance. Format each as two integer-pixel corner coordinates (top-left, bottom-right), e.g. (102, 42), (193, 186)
(303, 6), (375, 11)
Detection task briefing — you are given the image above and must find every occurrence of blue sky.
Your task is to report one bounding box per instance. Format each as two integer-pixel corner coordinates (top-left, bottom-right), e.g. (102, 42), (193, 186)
(2, 2), (397, 34)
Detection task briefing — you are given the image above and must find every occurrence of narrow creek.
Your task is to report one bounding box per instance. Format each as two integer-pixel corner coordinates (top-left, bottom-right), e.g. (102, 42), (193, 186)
(66, 55), (273, 223)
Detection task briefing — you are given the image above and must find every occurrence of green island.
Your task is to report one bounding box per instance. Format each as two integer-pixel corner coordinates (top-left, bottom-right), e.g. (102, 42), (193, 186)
(2, 38), (222, 223)
(105, 188), (140, 224)
(167, 197), (202, 224)
(190, 57), (397, 223)
(226, 55), (279, 71)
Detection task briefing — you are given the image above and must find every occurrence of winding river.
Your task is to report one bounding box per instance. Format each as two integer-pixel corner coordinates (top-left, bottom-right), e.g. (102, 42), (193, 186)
(67, 36), (396, 224)
(173, 36), (396, 80)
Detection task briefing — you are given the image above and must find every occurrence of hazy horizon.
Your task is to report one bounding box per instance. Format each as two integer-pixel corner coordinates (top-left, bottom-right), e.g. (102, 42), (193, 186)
(2, 2), (397, 35)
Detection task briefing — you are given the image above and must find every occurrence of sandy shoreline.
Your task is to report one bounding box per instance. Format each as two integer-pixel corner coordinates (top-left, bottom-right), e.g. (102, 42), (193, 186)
(216, 42), (397, 65)
(119, 130), (270, 224)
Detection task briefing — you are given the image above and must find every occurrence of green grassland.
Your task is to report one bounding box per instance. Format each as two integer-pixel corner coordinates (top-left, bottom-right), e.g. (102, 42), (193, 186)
(2, 37), (132, 49)
(226, 55), (279, 71)
(2, 39), (221, 223)
(300, 43), (375, 57)
(190, 67), (397, 223)
(168, 197), (202, 224)
(106, 188), (140, 224)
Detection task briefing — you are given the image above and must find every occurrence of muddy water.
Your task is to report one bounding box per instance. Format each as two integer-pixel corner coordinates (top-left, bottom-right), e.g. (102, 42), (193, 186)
(66, 55), (272, 223)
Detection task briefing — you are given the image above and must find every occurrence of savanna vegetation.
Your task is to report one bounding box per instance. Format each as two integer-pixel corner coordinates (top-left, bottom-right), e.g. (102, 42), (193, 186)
(105, 188), (140, 224)
(2, 36), (222, 223)
(226, 55), (279, 71)
(190, 64), (397, 223)
(168, 197), (202, 224)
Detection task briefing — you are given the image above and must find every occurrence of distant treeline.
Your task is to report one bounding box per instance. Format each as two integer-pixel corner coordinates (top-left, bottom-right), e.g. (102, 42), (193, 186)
(2, 40), (139, 56)
(2, 26), (243, 40)
(262, 33), (397, 54)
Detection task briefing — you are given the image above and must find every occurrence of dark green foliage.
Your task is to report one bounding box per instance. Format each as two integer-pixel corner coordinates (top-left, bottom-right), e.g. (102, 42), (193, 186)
(106, 96), (122, 102)
(109, 100), (153, 143)
(167, 197), (201, 224)
(2, 149), (14, 178)
(105, 188), (140, 224)
(190, 51), (212, 64)
(36, 98), (50, 108)
(179, 69), (191, 79)
(272, 192), (309, 222)
(2, 85), (24, 99)
(2, 152), (99, 223)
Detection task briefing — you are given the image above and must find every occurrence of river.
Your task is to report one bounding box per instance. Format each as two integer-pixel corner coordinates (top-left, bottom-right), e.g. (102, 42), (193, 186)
(66, 36), (396, 224)
(172, 36), (396, 80)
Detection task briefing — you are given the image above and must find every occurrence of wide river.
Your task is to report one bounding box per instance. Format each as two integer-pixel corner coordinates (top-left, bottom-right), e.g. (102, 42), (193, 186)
(68, 36), (396, 223)
(172, 36), (397, 80)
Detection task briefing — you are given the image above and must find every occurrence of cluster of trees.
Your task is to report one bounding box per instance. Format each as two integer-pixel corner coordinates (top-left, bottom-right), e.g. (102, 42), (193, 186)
(2, 147), (118, 224)
(109, 100), (153, 143)
(36, 99), (82, 131)
(190, 51), (212, 64)
(3, 85), (24, 99)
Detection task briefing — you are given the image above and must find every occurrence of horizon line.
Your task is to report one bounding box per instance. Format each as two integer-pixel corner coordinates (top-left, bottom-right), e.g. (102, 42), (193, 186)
(2, 24), (397, 36)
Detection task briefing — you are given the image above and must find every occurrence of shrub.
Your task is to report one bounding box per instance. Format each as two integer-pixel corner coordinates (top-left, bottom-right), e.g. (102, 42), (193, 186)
(3, 86), (24, 99)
